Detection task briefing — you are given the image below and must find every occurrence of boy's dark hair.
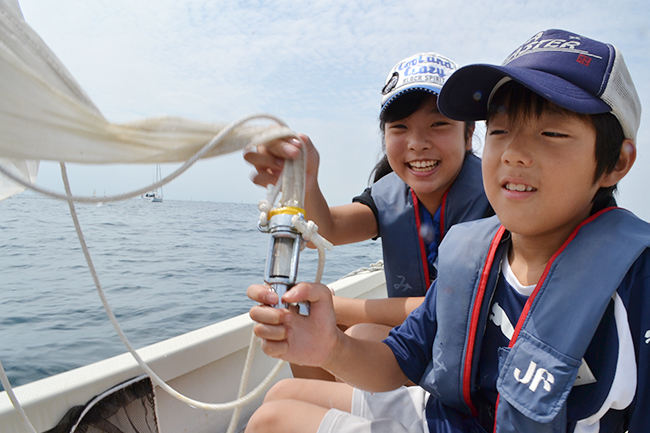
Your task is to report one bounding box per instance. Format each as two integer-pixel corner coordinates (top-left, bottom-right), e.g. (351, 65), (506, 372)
(487, 81), (624, 209)
(370, 91), (475, 184)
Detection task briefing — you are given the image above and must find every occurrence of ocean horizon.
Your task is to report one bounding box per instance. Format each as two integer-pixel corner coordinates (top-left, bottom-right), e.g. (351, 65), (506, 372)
(0, 193), (382, 388)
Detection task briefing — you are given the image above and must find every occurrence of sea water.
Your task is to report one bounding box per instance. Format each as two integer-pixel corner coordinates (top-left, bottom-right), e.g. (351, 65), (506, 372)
(0, 193), (382, 388)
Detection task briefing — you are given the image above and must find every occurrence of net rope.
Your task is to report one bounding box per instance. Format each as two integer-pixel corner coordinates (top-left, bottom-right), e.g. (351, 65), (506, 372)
(0, 113), (333, 433)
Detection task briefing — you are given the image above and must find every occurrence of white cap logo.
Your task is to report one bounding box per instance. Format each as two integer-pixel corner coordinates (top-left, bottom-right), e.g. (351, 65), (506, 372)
(381, 52), (459, 110)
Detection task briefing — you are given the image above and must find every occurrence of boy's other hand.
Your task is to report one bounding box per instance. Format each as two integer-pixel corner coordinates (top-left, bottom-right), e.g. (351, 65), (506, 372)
(247, 281), (340, 367)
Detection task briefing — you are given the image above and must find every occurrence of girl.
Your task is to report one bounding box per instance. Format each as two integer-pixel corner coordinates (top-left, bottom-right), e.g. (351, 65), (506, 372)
(245, 52), (491, 379)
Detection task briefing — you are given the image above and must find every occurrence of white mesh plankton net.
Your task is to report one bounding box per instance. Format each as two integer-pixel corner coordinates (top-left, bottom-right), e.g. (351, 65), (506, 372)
(0, 1), (323, 433)
(0, 0), (294, 201)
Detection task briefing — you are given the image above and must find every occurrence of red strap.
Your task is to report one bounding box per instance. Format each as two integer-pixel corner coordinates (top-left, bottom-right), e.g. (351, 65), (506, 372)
(491, 207), (616, 431)
(507, 207), (615, 347)
(411, 190), (432, 290)
(462, 224), (506, 416)
(439, 189), (449, 239)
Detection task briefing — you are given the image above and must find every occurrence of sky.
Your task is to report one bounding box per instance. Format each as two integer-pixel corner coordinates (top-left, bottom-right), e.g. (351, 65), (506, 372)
(14, 0), (650, 221)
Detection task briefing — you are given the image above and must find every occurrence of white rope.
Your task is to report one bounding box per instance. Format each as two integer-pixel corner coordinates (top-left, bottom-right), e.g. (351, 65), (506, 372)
(292, 215), (333, 284)
(0, 112), (334, 431)
(0, 358), (37, 433)
(69, 375), (149, 433)
(0, 114), (303, 431)
(225, 327), (260, 433)
(58, 162), (288, 411)
(228, 133), (333, 430)
(338, 260), (384, 279)
(0, 113), (294, 204)
(257, 182), (282, 229)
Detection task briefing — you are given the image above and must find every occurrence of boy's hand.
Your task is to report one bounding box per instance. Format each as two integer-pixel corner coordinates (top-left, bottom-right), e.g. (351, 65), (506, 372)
(247, 281), (340, 367)
(244, 133), (320, 189)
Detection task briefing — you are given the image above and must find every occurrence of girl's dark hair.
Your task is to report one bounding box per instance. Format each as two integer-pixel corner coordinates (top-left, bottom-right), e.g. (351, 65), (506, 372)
(370, 91), (475, 183)
(486, 81), (624, 208)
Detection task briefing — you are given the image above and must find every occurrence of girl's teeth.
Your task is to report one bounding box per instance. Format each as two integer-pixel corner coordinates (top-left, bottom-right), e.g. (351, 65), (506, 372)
(409, 161), (439, 171)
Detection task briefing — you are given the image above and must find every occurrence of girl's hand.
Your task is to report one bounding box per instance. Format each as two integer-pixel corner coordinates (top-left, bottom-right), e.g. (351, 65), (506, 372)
(244, 133), (320, 190)
(247, 281), (341, 367)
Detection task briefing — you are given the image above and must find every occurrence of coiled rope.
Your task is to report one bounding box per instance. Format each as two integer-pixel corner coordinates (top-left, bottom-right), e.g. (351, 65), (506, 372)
(0, 113), (332, 433)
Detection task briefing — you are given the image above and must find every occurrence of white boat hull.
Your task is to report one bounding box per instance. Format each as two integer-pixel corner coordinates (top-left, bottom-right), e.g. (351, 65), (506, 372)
(0, 269), (386, 433)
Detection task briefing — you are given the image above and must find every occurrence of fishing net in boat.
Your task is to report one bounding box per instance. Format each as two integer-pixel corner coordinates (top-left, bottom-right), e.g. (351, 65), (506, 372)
(44, 375), (159, 433)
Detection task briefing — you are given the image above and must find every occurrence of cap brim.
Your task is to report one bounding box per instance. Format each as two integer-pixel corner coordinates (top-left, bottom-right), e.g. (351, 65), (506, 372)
(381, 85), (441, 114)
(438, 64), (612, 121)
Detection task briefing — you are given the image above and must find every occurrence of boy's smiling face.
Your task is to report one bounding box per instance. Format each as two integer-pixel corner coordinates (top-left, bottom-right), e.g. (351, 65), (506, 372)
(482, 106), (604, 243)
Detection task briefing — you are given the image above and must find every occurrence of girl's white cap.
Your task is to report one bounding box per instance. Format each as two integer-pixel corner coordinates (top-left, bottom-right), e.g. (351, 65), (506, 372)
(381, 52), (459, 114)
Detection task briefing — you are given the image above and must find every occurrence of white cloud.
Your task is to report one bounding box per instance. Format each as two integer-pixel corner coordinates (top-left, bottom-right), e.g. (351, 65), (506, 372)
(15, 0), (650, 219)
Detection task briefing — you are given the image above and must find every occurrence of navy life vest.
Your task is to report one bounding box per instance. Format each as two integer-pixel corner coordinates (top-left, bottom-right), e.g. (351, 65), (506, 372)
(422, 208), (650, 432)
(371, 153), (489, 297)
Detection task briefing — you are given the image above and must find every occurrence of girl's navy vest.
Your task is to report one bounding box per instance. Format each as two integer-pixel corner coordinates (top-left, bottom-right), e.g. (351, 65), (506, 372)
(371, 153), (489, 297)
(422, 208), (650, 432)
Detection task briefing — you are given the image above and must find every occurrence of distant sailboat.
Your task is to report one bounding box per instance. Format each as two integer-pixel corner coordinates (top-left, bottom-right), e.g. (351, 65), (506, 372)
(143, 164), (163, 202)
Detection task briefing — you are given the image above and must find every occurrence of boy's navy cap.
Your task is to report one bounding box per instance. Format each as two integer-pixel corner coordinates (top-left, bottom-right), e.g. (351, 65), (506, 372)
(381, 52), (459, 114)
(438, 29), (642, 141)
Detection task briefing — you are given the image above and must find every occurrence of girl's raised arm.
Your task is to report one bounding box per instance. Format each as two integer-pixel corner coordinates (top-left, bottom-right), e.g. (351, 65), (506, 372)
(245, 134), (378, 244)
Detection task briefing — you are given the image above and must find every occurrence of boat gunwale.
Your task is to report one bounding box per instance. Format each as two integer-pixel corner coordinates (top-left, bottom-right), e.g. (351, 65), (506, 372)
(0, 268), (386, 433)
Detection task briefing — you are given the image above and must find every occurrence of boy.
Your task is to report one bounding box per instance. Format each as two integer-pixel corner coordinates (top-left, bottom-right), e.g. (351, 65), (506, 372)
(245, 29), (649, 432)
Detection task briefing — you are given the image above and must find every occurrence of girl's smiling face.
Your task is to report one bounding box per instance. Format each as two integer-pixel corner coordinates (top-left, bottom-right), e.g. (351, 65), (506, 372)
(482, 105), (603, 243)
(384, 95), (471, 213)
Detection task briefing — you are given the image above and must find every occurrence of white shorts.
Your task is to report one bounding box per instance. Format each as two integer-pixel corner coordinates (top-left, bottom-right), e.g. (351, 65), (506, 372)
(317, 386), (429, 433)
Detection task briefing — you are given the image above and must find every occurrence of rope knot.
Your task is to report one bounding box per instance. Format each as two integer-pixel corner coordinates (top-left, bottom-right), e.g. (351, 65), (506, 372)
(291, 215), (333, 252)
(258, 199), (273, 228)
